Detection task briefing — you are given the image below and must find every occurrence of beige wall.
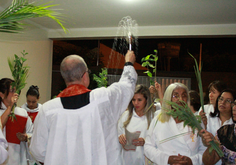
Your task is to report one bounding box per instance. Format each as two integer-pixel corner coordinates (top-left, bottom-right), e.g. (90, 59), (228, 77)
(0, 38), (53, 106)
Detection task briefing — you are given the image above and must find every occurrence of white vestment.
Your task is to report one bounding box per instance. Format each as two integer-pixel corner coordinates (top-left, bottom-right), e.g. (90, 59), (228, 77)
(0, 119), (8, 165)
(0, 103), (33, 165)
(118, 109), (149, 165)
(197, 104), (214, 115)
(144, 116), (206, 165)
(30, 65), (137, 165)
(21, 103), (42, 114)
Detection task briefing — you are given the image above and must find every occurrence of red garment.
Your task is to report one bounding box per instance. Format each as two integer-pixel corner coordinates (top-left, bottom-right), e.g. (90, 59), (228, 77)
(57, 84), (91, 97)
(27, 112), (38, 123)
(6, 114), (28, 144)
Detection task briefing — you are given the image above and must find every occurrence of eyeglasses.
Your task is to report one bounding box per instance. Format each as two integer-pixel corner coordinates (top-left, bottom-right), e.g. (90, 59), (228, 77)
(81, 69), (91, 78)
(231, 101), (236, 108)
(218, 97), (233, 105)
(172, 93), (188, 100)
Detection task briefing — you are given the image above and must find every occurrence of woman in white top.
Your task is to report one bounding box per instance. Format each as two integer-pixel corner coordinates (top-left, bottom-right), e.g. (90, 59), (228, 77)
(206, 89), (235, 165)
(0, 78), (33, 165)
(118, 84), (155, 165)
(144, 82), (206, 165)
(207, 89), (235, 136)
(21, 85), (42, 123)
(199, 80), (227, 128)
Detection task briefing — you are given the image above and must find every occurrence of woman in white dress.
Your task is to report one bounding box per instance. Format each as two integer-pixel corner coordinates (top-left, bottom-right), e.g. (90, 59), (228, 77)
(21, 85), (42, 123)
(118, 84), (155, 165)
(205, 89), (235, 165)
(199, 80), (227, 128)
(144, 82), (206, 165)
(0, 78), (33, 165)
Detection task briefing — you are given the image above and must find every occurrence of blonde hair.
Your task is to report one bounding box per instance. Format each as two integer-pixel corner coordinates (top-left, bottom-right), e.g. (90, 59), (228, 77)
(123, 84), (155, 129)
(158, 82), (190, 123)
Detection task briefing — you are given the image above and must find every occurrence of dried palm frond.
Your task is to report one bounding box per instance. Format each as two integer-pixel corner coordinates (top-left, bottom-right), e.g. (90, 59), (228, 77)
(8, 50), (29, 121)
(0, 0), (67, 33)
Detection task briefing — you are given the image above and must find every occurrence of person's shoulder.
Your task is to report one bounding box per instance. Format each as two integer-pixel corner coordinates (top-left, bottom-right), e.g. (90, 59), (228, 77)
(90, 87), (109, 101)
(42, 97), (61, 110)
(21, 103), (27, 109)
(14, 106), (28, 116)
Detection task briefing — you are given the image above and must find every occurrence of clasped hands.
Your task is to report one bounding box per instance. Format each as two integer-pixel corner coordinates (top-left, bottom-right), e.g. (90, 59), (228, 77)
(118, 134), (145, 150)
(168, 154), (193, 165)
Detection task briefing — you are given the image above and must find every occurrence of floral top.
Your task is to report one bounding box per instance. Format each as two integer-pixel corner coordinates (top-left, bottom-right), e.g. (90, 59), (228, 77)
(217, 124), (236, 165)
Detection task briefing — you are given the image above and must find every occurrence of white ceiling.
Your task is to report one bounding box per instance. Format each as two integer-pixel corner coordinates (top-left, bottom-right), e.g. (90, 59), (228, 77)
(1, 0), (236, 39)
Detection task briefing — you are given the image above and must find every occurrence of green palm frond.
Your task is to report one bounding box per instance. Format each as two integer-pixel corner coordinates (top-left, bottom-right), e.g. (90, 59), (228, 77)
(0, 0), (67, 33)
(188, 52), (205, 112)
(165, 100), (202, 134)
(164, 100), (224, 157)
(8, 50), (29, 121)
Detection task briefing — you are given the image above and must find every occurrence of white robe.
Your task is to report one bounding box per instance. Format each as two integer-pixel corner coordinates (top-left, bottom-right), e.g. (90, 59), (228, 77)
(0, 120), (8, 164)
(21, 103), (42, 113)
(30, 65), (137, 165)
(144, 116), (206, 165)
(197, 104), (214, 115)
(0, 103), (34, 165)
(118, 109), (148, 165)
(206, 114), (234, 165)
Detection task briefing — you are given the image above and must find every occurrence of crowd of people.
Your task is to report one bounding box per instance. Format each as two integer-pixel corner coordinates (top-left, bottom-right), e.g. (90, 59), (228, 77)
(0, 50), (235, 165)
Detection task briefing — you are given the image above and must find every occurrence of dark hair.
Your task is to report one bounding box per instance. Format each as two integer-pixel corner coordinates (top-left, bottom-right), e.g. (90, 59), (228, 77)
(210, 88), (236, 117)
(0, 78), (14, 109)
(189, 90), (201, 112)
(26, 85), (40, 99)
(205, 80), (227, 104)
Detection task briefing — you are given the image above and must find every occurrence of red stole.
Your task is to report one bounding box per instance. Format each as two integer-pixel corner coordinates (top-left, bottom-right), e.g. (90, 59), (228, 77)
(27, 112), (38, 123)
(57, 84), (91, 97)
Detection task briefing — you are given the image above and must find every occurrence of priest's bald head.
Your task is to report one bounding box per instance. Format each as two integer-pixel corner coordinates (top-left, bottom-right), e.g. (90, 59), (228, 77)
(60, 55), (90, 88)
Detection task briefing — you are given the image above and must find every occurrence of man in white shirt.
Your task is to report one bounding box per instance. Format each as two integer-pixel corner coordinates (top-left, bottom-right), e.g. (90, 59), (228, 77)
(30, 51), (137, 165)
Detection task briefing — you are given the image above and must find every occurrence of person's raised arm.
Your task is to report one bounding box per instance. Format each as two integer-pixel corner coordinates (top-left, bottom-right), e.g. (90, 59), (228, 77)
(155, 81), (163, 105)
(1, 93), (18, 128)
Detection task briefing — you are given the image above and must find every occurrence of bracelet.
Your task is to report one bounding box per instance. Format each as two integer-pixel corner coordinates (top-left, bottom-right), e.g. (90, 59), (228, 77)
(124, 62), (133, 66)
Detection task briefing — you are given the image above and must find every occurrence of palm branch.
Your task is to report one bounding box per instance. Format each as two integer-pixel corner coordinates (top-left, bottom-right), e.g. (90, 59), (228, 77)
(188, 52), (205, 112)
(8, 50), (29, 121)
(165, 100), (224, 157)
(0, 0), (67, 33)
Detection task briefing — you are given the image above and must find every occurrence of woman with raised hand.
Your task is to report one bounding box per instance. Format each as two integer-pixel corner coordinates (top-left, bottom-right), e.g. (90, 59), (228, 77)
(0, 78), (33, 165)
(204, 89), (235, 165)
(144, 82), (206, 165)
(199, 80), (227, 128)
(118, 84), (155, 165)
(21, 85), (42, 123)
(202, 100), (236, 165)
